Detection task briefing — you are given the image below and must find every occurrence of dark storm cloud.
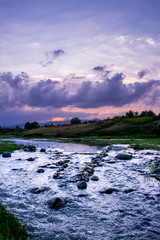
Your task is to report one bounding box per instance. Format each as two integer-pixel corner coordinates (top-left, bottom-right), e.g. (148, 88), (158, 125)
(68, 73), (159, 108)
(0, 72), (29, 110)
(0, 71), (29, 89)
(0, 71), (159, 113)
(137, 70), (148, 79)
(28, 79), (69, 108)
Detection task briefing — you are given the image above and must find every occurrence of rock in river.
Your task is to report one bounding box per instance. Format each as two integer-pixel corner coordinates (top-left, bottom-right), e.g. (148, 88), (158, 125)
(27, 157), (35, 162)
(40, 148), (46, 152)
(90, 175), (99, 181)
(23, 145), (36, 152)
(2, 152), (11, 157)
(30, 187), (49, 194)
(37, 169), (45, 173)
(77, 181), (87, 189)
(48, 197), (65, 209)
(100, 188), (118, 194)
(115, 153), (132, 160)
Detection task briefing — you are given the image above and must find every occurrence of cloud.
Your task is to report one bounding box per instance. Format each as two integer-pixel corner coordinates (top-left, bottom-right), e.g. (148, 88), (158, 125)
(28, 79), (68, 108)
(0, 71), (159, 125)
(69, 73), (159, 108)
(0, 72), (29, 110)
(39, 61), (53, 67)
(45, 49), (64, 60)
(40, 49), (65, 67)
(92, 65), (106, 71)
(137, 70), (148, 79)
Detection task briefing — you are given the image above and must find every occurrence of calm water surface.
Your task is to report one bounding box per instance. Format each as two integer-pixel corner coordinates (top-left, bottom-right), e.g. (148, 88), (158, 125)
(0, 139), (160, 239)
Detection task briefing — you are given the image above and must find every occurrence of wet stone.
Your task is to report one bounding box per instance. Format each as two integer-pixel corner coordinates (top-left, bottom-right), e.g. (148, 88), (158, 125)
(37, 169), (45, 173)
(23, 145), (36, 152)
(90, 175), (99, 181)
(100, 188), (118, 194)
(40, 148), (46, 152)
(115, 153), (132, 160)
(77, 181), (87, 189)
(48, 197), (65, 209)
(124, 189), (136, 193)
(27, 157), (35, 162)
(2, 152), (11, 157)
(30, 187), (49, 194)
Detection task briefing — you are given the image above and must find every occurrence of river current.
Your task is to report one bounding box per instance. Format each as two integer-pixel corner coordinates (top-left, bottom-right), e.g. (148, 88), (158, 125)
(0, 139), (160, 240)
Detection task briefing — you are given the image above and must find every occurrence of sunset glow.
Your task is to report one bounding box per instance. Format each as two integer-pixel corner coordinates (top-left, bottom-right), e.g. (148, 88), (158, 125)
(52, 117), (66, 122)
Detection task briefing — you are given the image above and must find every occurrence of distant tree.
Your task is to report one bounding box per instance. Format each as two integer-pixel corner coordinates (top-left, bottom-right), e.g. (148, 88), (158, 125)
(70, 117), (81, 124)
(125, 110), (134, 118)
(24, 121), (40, 130)
(140, 110), (155, 117)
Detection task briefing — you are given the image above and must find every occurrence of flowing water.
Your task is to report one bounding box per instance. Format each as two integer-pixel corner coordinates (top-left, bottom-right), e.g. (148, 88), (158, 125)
(0, 139), (160, 240)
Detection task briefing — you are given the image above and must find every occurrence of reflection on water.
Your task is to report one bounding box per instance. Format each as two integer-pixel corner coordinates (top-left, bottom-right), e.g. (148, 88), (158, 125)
(0, 139), (160, 240)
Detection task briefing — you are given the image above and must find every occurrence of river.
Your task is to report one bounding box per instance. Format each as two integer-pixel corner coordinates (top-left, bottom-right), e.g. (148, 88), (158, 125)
(0, 139), (160, 239)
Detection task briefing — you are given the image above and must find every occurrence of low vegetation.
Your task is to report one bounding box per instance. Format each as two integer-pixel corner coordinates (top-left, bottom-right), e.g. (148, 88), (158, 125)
(0, 141), (23, 154)
(0, 202), (28, 240)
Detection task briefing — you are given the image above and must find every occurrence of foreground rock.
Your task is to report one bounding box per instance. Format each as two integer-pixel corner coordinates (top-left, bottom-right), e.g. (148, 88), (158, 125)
(40, 148), (46, 152)
(115, 153), (132, 160)
(2, 152), (11, 157)
(48, 197), (65, 209)
(90, 175), (99, 181)
(100, 188), (118, 194)
(27, 157), (36, 162)
(23, 145), (36, 152)
(77, 181), (87, 189)
(37, 169), (45, 173)
(30, 187), (49, 194)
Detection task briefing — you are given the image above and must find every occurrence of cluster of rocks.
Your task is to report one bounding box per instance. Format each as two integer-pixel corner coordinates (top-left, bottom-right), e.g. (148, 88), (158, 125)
(69, 146), (112, 189)
(53, 159), (70, 179)
(149, 157), (160, 180)
(23, 145), (36, 152)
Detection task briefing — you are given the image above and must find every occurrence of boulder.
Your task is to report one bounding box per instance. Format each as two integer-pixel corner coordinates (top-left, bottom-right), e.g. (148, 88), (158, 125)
(2, 152), (11, 157)
(48, 197), (65, 209)
(100, 188), (118, 194)
(23, 145), (36, 152)
(27, 157), (35, 162)
(124, 188), (135, 193)
(37, 169), (45, 173)
(30, 187), (49, 194)
(77, 181), (87, 189)
(115, 153), (132, 160)
(90, 175), (99, 181)
(40, 148), (46, 152)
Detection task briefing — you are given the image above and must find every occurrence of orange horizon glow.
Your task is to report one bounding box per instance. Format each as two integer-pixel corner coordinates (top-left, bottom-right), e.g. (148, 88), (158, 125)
(51, 117), (66, 121)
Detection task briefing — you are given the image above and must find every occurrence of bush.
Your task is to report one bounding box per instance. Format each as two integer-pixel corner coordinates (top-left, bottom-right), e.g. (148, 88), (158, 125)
(24, 121), (40, 130)
(70, 117), (81, 125)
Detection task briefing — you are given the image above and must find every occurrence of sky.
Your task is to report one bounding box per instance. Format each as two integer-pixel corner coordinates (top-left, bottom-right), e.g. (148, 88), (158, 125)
(0, 0), (160, 125)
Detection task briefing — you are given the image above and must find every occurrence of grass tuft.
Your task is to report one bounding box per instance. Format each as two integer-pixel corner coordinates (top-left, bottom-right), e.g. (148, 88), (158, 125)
(0, 202), (28, 240)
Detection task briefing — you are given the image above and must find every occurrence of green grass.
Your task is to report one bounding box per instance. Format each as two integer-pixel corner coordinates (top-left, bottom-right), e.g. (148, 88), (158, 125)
(0, 202), (28, 240)
(0, 141), (23, 154)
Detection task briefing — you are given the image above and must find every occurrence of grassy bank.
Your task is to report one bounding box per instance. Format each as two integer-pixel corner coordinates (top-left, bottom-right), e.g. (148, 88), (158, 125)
(0, 203), (28, 240)
(0, 141), (23, 154)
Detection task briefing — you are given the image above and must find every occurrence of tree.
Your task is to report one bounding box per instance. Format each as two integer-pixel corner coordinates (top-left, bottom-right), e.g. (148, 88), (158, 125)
(24, 121), (40, 130)
(125, 110), (134, 118)
(70, 117), (81, 124)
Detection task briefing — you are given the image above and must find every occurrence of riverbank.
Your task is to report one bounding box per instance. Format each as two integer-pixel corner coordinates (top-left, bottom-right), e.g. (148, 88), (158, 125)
(0, 203), (27, 240)
(2, 135), (160, 150)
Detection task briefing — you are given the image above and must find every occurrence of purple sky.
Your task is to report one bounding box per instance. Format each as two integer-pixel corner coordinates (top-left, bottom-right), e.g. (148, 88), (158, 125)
(0, 0), (160, 125)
